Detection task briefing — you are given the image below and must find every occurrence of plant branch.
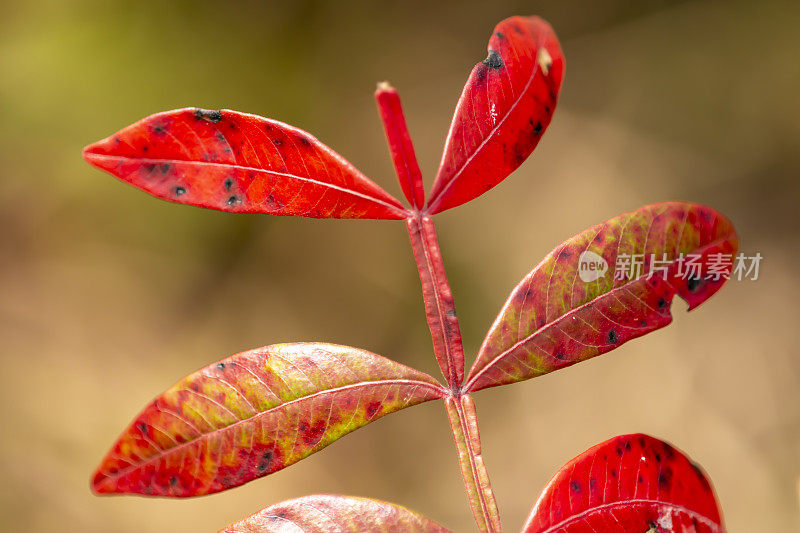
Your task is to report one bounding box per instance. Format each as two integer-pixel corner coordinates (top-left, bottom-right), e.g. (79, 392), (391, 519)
(378, 83), (500, 530)
(406, 215), (464, 387)
(445, 394), (502, 532)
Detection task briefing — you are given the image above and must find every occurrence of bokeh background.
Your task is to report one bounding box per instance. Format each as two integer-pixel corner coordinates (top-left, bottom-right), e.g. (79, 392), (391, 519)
(1, 0), (798, 531)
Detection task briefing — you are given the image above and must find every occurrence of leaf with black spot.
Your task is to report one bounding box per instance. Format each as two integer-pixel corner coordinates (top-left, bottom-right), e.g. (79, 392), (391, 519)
(92, 343), (445, 496)
(83, 108), (408, 219)
(523, 434), (724, 532)
(466, 202), (737, 392)
(427, 16), (565, 214)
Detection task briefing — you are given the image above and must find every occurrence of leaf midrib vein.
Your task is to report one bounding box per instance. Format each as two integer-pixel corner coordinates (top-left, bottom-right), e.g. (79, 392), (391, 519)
(87, 153), (406, 216)
(99, 378), (444, 484)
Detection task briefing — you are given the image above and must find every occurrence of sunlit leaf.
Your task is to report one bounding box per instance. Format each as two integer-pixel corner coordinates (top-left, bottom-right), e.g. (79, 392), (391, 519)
(523, 434), (724, 532)
(426, 16), (565, 214)
(83, 108), (408, 219)
(466, 202), (737, 392)
(221, 494), (451, 532)
(92, 343), (445, 496)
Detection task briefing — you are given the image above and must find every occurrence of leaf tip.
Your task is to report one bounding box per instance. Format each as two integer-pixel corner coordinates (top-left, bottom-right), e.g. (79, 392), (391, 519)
(375, 80), (395, 95)
(90, 468), (114, 496)
(81, 136), (115, 171)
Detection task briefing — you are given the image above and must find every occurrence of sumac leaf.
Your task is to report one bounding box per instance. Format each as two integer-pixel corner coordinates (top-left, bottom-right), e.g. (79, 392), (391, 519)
(92, 343), (445, 496)
(466, 202), (737, 392)
(523, 434), (724, 532)
(221, 494), (451, 532)
(426, 16), (565, 214)
(83, 108), (408, 219)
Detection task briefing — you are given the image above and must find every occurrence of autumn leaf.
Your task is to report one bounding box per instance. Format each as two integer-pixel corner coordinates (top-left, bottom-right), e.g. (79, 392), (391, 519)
(221, 494), (451, 532)
(466, 202), (737, 392)
(92, 343), (445, 496)
(523, 434), (724, 532)
(426, 16), (565, 214)
(83, 108), (408, 219)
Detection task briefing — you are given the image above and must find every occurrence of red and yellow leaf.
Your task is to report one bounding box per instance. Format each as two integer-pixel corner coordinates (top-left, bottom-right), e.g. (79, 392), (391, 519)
(523, 434), (724, 533)
(221, 494), (451, 532)
(466, 202), (737, 392)
(83, 108), (408, 219)
(92, 343), (445, 496)
(426, 16), (565, 214)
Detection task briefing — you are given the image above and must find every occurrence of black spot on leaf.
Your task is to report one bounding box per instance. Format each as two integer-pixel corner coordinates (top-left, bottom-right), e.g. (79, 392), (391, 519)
(483, 50), (503, 70)
(174, 187), (186, 196)
(607, 329), (619, 344)
(194, 108), (222, 123)
(687, 276), (702, 292)
(258, 451), (274, 472)
(658, 467), (673, 489)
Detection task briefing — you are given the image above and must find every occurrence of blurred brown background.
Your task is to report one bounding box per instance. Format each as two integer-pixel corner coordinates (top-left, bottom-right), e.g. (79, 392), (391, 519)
(1, 0), (798, 531)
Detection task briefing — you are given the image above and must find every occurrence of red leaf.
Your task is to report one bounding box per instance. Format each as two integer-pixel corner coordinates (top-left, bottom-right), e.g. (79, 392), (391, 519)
(466, 202), (737, 392)
(220, 494), (451, 532)
(426, 16), (565, 214)
(92, 343), (445, 496)
(83, 108), (408, 219)
(375, 82), (426, 209)
(523, 434), (724, 533)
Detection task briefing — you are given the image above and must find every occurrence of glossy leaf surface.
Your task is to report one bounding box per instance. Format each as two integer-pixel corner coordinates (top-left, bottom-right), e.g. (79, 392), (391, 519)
(375, 82), (425, 210)
(221, 494), (451, 532)
(92, 343), (445, 496)
(523, 434), (724, 532)
(426, 16), (565, 214)
(466, 202), (737, 392)
(83, 108), (408, 219)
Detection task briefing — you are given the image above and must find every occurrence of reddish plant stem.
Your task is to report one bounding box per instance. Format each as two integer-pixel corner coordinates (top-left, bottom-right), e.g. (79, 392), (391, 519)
(374, 82), (425, 209)
(406, 216), (502, 531)
(445, 394), (502, 533)
(406, 215), (465, 387)
(377, 81), (500, 531)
